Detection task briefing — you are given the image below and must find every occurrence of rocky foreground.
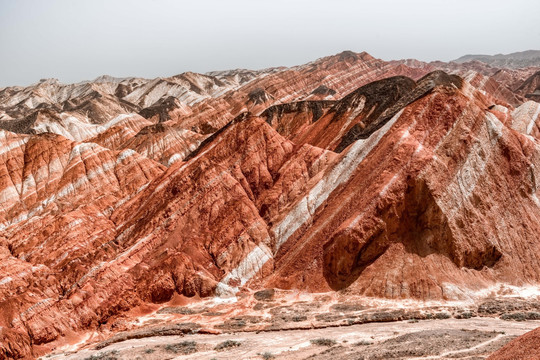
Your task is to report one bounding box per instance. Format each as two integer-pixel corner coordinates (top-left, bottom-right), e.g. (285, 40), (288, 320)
(30, 287), (540, 359)
(2, 51), (540, 359)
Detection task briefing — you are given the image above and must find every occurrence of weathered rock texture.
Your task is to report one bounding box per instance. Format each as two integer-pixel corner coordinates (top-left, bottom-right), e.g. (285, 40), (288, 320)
(488, 326), (540, 360)
(1, 51), (540, 359)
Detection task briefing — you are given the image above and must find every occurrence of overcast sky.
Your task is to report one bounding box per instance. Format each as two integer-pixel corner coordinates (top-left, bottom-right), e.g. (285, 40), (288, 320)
(1, 0), (539, 87)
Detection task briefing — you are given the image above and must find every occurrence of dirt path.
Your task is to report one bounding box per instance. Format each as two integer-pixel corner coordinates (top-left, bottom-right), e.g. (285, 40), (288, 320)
(410, 333), (506, 359)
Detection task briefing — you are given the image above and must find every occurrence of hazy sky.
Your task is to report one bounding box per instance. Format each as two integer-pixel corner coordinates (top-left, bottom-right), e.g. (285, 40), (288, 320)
(1, 0), (539, 87)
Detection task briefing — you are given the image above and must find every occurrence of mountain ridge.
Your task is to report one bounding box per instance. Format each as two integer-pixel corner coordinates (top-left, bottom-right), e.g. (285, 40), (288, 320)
(1, 50), (540, 359)
(453, 49), (540, 68)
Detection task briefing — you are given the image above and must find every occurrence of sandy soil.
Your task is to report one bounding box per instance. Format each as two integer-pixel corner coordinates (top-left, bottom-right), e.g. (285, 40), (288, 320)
(42, 318), (539, 360)
(39, 288), (540, 360)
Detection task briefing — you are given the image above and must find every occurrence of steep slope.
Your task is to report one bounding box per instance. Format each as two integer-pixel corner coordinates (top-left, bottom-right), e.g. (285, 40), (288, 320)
(0, 115), (336, 358)
(461, 70), (525, 107)
(138, 96), (193, 123)
(262, 72), (463, 152)
(121, 72), (241, 108)
(0, 130), (165, 359)
(242, 75), (540, 299)
(488, 326), (540, 360)
(511, 101), (540, 138)
(2, 50), (536, 156)
(119, 123), (206, 166)
(0, 78), (140, 122)
(491, 67), (539, 92)
(261, 100), (337, 139)
(516, 70), (540, 101)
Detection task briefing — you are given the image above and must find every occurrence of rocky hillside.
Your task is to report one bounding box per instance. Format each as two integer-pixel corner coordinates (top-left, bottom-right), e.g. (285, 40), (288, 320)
(454, 50), (540, 69)
(1, 51), (540, 359)
(488, 326), (540, 360)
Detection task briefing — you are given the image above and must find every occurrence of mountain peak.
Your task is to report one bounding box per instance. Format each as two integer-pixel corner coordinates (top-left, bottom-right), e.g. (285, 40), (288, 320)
(37, 78), (60, 85)
(335, 50), (375, 62)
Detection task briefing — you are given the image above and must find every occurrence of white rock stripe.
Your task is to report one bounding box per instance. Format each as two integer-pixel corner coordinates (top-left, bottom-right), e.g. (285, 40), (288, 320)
(0, 160), (117, 232)
(332, 97), (366, 146)
(0, 185), (20, 205)
(215, 243), (273, 297)
(511, 101), (540, 135)
(441, 112), (503, 218)
(272, 108), (405, 251)
(0, 133), (29, 156)
(527, 104), (540, 135)
(0, 141), (154, 231)
(215, 109), (406, 297)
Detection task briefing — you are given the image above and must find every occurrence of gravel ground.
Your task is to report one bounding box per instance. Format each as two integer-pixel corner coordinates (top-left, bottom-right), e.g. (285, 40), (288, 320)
(42, 318), (540, 360)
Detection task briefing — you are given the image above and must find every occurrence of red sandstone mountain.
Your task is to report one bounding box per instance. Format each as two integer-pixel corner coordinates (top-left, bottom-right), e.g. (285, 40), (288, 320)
(1, 51), (540, 358)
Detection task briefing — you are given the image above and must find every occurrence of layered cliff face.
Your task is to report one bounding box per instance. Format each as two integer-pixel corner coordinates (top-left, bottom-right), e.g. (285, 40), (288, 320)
(0, 130), (165, 358)
(1, 51), (540, 358)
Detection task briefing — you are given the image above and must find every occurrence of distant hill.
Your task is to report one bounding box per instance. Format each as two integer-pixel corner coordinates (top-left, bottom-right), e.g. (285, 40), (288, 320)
(454, 50), (540, 68)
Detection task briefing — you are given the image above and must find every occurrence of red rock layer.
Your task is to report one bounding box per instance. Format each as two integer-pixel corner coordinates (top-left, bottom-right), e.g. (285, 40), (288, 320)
(258, 80), (540, 299)
(119, 123), (206, 166)
(0, 115), (336, 358)
(175, 51), (433, 134)
(0, 130), (165, 358)
(488, 327), (540, 360)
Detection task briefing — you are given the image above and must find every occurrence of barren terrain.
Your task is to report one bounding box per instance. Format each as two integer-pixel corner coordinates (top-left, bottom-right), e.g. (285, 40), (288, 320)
(41, 288), (540, 359)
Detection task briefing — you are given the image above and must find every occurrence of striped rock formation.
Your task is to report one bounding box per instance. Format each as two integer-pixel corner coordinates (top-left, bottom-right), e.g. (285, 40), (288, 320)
(1, 52), (540, 358)
(0, 130), (165, 358)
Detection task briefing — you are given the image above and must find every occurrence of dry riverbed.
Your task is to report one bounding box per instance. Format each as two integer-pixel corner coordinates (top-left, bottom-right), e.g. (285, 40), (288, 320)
(40, 287), (540, 359)
(42, 318), (539, 360)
